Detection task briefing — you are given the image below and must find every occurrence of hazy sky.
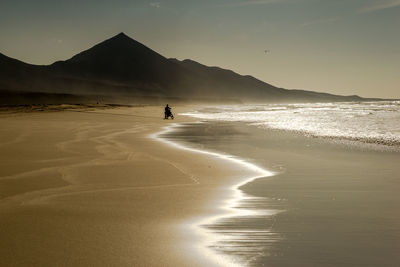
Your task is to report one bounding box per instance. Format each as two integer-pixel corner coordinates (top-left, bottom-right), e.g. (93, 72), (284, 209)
(1, 0), (399, 98)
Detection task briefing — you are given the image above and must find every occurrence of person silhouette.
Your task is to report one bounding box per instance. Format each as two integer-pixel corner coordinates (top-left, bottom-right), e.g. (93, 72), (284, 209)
(164, 104), (174, 119)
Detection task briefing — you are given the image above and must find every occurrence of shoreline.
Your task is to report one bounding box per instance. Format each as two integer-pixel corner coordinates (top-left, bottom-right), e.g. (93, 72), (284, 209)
(0, 105), (276, 267)
(165, 119), (400, 266)
(153, 123), (277, 266)
(2, 105), (399, 266)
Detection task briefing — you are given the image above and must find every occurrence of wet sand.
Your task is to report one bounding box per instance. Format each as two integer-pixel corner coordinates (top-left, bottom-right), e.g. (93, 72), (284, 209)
(165, 121), (400, 266)
(0, 106), (253, 267)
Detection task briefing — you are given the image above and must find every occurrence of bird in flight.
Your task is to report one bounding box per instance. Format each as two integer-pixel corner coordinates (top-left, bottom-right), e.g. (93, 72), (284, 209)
(264, 50), (270, 53)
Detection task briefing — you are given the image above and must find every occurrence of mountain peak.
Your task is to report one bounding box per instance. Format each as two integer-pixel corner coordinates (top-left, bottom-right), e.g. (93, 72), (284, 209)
(64, 32), (155, 63)
(112, 32), (130, 40)
(104, 32), (135, 44)
(49, 31), (174, 83)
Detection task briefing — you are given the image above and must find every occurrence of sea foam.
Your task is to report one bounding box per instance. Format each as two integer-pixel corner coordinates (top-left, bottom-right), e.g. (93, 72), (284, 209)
(182, 101), (400, 148)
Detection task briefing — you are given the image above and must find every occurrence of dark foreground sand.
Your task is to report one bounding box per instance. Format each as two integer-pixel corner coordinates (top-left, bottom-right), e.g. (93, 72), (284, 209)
(0, 106), (256, 267)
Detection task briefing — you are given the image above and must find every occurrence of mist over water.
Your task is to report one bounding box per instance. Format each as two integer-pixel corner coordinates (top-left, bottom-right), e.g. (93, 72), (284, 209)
(183, 101), (400, 147)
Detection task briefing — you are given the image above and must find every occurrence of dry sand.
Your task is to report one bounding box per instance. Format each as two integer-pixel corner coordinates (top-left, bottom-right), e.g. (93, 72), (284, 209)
(0, 105), (252, 267)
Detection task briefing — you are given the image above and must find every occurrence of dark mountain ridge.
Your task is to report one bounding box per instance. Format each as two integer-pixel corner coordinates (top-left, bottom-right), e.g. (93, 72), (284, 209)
(0, 32), (385, 104)
(51, 33), (180, 84)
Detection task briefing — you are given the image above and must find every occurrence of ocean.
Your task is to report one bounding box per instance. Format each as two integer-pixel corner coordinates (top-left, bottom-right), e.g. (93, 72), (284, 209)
(162, 101), (400, 266)
(182, 101), (400, 148)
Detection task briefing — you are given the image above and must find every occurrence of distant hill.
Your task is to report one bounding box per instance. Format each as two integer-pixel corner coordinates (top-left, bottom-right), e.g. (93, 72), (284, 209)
(0, 32), (384, 104)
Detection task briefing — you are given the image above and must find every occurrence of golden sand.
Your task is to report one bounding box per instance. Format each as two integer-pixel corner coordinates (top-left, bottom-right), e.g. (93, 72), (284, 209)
(0, 105), (248, 266)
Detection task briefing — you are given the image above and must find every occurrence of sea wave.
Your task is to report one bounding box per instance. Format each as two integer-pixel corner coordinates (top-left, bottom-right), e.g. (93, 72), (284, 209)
(181, 101), (400, 148)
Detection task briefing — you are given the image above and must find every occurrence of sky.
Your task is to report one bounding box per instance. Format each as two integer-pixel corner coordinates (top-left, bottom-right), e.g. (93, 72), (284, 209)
(0, 0), (399, 98)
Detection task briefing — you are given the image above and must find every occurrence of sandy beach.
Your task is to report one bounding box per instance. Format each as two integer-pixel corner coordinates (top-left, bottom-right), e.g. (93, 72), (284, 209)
(1, 105), (400, 267)
(0, 105), (254, 267)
